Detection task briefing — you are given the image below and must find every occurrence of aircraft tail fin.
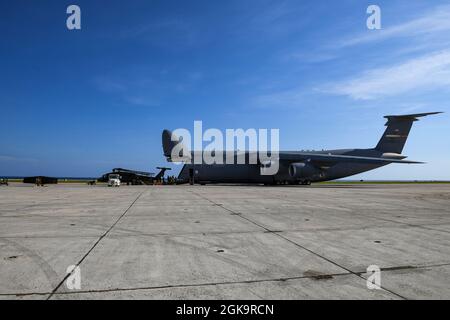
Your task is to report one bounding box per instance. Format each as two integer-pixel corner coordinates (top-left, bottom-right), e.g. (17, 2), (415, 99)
(375, 112), (442, 154)
(155, 167), (171, 180)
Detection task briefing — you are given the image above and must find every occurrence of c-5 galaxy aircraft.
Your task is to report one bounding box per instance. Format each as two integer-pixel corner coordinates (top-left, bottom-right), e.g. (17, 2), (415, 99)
(162, 112), (441, 185)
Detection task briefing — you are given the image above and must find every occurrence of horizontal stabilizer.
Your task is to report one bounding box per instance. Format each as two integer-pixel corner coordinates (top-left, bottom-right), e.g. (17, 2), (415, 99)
(384, 112), (443, 120)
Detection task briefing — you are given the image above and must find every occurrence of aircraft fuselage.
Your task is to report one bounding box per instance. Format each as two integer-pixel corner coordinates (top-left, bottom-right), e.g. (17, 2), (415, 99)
(176, 148), (386, 185)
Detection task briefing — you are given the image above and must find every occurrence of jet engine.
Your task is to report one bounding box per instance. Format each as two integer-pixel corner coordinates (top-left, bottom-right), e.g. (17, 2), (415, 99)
(288, 162), (321, 179)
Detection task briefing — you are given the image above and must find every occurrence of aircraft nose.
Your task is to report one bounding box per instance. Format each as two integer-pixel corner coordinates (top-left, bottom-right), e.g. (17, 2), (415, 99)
(162, 129), (172, 138)
(162, 129), (175, 157)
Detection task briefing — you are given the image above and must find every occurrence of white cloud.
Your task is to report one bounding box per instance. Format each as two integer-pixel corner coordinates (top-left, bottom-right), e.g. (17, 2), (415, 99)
(326, 50), (450, 100)
(285, 52), (336, 64)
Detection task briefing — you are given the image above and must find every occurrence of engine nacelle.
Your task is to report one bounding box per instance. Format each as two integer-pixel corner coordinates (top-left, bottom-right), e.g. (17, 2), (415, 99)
(288, 162), (320, 179)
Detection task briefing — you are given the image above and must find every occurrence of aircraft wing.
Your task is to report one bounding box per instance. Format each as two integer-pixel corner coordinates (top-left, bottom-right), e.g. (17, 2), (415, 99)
(279, 152), (424, 165)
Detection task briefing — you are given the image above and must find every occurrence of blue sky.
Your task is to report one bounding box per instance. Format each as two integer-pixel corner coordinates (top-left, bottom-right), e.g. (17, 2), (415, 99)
(1, 0), (449, 179)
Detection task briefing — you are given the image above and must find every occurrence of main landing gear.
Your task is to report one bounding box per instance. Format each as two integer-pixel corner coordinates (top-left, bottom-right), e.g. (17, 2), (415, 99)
(271, 180), (312, 186)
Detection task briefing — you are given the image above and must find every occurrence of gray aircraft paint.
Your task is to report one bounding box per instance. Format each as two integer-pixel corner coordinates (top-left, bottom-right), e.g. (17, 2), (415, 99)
(162, 112), (442, 185)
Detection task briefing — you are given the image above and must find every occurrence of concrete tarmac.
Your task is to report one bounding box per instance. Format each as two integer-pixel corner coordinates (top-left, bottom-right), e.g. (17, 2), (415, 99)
(1, 183), (449, 300)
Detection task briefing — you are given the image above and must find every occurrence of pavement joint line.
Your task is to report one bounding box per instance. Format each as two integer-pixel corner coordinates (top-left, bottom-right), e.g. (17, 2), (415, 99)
(45, 190), (146, 300)
(2, 219), (450, 240)
(355, 212), (450, 236)
(0, 235), (106, 239)
(0, 272), (356, 297)
(417, 225), (450, 234)
(51, 272), (353, 295)
(188, 190), (409, 300)
(353, 262), (450, 275)
(7, 260), (450, 297)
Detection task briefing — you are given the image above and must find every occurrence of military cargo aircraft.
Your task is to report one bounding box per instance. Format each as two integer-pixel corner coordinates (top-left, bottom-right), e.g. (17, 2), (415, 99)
(162, 112), (441, 185)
